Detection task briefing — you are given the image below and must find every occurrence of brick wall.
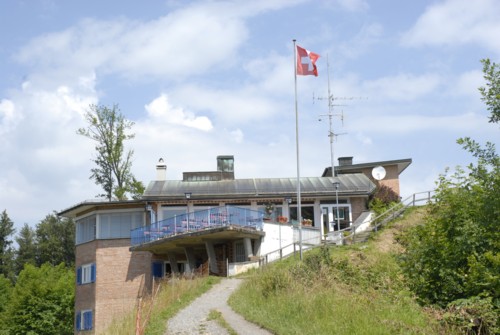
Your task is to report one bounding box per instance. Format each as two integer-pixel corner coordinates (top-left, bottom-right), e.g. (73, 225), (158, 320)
(75, 239), (152, 334)
(75, 241), (97, 334)
(359, 164), (401, 196)
(350, 197), (367, 223)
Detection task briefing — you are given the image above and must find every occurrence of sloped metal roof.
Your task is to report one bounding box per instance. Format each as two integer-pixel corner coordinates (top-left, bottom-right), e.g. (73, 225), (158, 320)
(143, 173), (375, 200)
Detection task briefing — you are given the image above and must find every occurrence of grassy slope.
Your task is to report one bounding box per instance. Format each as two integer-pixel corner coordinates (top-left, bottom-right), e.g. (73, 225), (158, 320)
(229, 207), (455, 335)
(102, 276), (220, 335)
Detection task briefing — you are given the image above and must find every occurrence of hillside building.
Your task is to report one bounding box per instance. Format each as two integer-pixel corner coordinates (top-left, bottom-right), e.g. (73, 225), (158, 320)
(59, 155), (411, 334)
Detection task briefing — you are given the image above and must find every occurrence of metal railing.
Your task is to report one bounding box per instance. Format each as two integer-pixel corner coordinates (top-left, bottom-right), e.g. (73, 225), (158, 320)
(371, 190), (435, 231)
(131, 206), (264, 247)
(337, 190), (436, 244)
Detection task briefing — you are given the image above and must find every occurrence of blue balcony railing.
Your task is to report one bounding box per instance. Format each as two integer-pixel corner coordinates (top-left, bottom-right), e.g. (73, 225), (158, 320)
(131, 206), (264, 247)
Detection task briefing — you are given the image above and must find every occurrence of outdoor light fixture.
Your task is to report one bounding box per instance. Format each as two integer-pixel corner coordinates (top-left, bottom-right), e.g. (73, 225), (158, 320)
(285, 197), (292, 204)
(184, 192), (192, 199)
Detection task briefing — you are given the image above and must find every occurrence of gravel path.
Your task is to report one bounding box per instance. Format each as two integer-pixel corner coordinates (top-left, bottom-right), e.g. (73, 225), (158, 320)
(166, 278), (272, 335)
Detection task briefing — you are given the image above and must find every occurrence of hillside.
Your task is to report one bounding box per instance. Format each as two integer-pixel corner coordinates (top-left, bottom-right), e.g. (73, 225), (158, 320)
(228, 207), (455, 335)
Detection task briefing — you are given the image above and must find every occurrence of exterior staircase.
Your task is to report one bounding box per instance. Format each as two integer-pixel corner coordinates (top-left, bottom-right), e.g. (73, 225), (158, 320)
(345, 190), (434, 245)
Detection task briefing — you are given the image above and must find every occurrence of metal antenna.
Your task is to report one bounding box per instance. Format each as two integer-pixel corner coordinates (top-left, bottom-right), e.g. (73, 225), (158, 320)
(315, 54), (348, 176)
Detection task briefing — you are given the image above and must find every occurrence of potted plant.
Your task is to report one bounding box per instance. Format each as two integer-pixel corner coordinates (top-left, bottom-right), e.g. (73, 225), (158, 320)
(277, 216), (288, 223)
(302, 219), (312, 226)
(264, 203), (274, 218)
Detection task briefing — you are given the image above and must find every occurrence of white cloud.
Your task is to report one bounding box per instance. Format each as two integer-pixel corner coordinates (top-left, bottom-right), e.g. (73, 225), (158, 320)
(453, 70), (484, 98)
(144, 94), (213, 131)
(172, 84), (284, 124)
(353, 112), (487, 134)
(402, 0), (500, 54)
(362, 73), (441, 101)
(0, 99), (21, 137)
(337, 0), (369, 11)
(14, 1), (301, 81)
(230, 128), (244, 143)
(339, 23), (383, 58)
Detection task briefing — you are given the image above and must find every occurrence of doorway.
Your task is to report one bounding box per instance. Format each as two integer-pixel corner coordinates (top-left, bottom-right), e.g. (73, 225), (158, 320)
(321, 204), (351, 235)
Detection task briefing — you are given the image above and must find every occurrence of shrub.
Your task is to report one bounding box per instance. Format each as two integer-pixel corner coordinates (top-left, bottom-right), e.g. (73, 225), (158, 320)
(443, 297), (499, 335)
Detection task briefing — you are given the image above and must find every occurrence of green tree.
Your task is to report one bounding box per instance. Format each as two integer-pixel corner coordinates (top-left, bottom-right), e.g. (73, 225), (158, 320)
(479, 58), (500, 124)
(15, 223), (37, 274)
(77, 104), (144, 200)
(3, 263), (74, 335)
(0, 274), (13, 330)
(399, 59), (499, 333)
(35, 213), (75, 267)
(0, 210), (15, 280)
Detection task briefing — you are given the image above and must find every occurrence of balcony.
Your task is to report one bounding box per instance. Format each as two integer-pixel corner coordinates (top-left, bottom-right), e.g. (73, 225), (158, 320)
(131, 206), (264, 248)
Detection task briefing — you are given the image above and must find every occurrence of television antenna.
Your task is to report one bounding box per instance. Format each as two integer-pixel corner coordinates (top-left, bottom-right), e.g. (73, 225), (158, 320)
(314, 54), (354, 176)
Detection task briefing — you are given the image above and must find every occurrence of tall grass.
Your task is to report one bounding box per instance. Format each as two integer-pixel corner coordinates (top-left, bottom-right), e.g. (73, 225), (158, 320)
(229, 209), (454, 335)
(102, 275), (220, 335)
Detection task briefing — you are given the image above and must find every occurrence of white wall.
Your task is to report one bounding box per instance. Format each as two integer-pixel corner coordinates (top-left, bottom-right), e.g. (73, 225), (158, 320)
(260, 222), (294, 256)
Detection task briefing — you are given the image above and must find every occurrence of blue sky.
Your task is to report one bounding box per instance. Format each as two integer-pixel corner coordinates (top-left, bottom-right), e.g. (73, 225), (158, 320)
(1, 0), (499, 229)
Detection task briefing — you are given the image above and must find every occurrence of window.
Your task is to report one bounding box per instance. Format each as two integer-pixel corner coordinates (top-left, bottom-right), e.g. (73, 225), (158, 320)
(289, 205), (314, 223)
(77, 263), (96, 285)
(99, 212), (143, 239)
(76, 310), (93, 331)
(235, 241), (246, 262)
(76, 215), (96, 244)
(152, 261), (163, 278)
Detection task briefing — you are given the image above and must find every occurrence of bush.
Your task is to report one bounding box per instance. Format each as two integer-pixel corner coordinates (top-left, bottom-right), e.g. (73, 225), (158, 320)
(443, 297), (499, 335)
(2, 263), (74, 335)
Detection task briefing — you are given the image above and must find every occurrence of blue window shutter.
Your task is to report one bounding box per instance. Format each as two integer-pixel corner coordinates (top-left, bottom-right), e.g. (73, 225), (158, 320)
(76, 311), (81, 330)
(76, 267), (82, 285)
(88, 311), (93, 330)
(152, 261), (163, 278)
(91, 263), (96, 283)
(83, 310), (93, 330)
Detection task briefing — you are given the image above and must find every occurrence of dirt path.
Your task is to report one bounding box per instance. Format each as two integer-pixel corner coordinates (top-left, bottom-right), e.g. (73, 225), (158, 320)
(166, 278), (273, 335)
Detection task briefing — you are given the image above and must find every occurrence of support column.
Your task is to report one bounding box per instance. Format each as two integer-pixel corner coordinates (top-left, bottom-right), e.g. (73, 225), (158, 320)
(184, 247), (196, 274)
(205, 241), (219, 274)
(243, 237), (254, 261)
(167, 253), (179, 274)
(253, 237), (262, 257)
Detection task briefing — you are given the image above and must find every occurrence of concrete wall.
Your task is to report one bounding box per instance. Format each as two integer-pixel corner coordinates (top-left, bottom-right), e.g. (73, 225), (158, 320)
(260, 222), (294, 256)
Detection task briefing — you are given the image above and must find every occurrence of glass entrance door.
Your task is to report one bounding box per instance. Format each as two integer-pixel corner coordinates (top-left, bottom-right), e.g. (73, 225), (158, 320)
(321, 204), (352, 234)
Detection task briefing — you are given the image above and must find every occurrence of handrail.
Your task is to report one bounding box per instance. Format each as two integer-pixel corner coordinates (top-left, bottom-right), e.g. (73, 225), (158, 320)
(329, 190), (435, 244)
(372, 190), (435, 231)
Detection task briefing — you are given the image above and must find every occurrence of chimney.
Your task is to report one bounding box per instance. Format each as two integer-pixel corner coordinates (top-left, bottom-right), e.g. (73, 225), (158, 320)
(156, 158), (167, 180)
(338, 156), (353, 166)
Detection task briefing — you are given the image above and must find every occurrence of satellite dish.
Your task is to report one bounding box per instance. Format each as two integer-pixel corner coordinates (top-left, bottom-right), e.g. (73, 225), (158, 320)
(372, 166), (386, 181)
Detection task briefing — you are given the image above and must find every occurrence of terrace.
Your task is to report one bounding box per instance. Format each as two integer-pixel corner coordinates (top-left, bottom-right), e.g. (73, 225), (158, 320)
(130, 206), (264, 248)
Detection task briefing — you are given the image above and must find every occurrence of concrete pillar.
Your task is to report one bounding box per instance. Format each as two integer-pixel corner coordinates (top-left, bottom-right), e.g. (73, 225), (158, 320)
(184, 247), (196, 273)
(167, 253), (179, 274)
(243, 237), (253, 260)
(253, 237), (262, 257)
(205, 241), (219, 274)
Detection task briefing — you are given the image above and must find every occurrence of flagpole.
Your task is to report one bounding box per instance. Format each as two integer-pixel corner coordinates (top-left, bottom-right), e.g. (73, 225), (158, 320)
(293, 39), (303, 260)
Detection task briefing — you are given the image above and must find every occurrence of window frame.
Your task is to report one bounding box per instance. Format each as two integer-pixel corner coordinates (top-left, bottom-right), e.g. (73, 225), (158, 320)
(77, 263), (96, 285)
